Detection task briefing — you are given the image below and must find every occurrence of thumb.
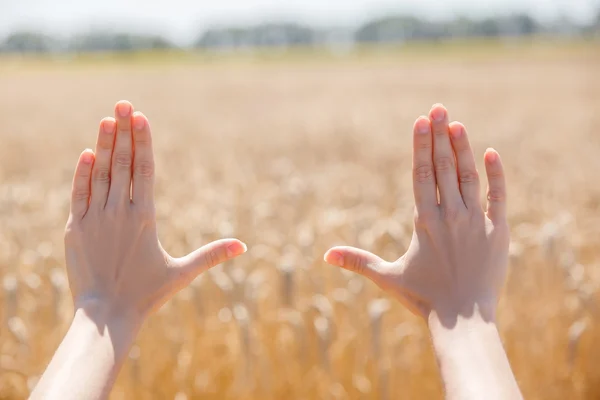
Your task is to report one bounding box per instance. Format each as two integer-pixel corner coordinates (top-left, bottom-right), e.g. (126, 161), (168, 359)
(324, 246), (386, 282)
(174, 238), (247, 279)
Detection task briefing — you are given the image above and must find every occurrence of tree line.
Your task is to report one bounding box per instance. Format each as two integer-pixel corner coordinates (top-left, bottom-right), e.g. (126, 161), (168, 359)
(2, 12), (599, 53)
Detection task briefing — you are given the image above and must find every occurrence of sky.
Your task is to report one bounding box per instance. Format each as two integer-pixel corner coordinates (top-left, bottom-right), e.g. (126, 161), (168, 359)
(1, 0), (598, 44)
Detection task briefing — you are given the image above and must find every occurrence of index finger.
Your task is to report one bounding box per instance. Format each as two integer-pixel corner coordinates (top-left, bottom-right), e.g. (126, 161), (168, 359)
(412, 116), (438, 214)
(484, 149), (507, 224)
(131, 112), (155, 208)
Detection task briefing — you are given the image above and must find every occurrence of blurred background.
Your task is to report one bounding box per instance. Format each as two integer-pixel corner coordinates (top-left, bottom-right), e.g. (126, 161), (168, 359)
(1, 1), (599, 399)
(1, 0), (599, 53)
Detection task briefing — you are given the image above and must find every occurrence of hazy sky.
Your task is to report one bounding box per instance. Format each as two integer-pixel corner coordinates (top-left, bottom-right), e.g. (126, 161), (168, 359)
(2, 0), (598, 44)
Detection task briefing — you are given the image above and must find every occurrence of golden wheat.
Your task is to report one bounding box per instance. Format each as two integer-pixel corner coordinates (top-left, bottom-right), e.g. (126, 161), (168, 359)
(0, 44), (599, 399)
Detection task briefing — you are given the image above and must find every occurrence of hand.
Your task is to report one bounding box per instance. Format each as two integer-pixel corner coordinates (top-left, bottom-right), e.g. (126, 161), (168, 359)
(32, 100), (247, 400)
(324, 104), (509, 324)
(65, 100), (247, 322)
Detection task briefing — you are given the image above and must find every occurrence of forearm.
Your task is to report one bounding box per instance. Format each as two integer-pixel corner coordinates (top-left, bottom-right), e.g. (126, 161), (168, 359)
(30, 307), (140, 400)
(428, 311), (522, 400)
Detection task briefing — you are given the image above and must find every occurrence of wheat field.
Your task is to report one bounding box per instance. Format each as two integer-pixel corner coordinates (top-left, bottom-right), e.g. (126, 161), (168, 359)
(0, 42), (599, 399)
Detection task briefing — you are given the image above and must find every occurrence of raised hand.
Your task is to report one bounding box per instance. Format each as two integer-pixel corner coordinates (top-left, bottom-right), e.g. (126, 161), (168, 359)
(65, 100), (246, 318)
(325, 104), (508, 322)
(324, 104), (521, 399)
(31, 101), (246, 400)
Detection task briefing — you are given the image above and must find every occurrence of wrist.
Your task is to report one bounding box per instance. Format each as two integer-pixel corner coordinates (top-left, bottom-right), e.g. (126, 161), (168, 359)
(427, 307), (503, 376)
(427, 306), (520, 400)
(427, 302), (502, 366)
(74, 294), (145, 325)
(73, 301), (143, 342)
(72, 307), (141, 363)
(428, 309), (498, 339)
(429, 298), (497, 327)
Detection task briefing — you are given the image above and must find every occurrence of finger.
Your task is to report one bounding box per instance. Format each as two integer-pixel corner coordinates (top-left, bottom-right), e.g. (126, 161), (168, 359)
(324, 246), (386, 283)
(412, 116), (437, 214)
(173, 239), (248, 281)
(70, 149), (95, 219)
(484, 148), (507, 224)
(90, 117), (116, 208)
(131, 112), (155, 207)
(107, 100), (133, 207)
(449, 122), (481, 210)
(429, 104), (462, 208)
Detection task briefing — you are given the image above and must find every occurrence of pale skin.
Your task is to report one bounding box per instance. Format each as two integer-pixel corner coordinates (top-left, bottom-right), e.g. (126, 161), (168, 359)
(32, 101), (520, 399)
(324, 104), (523, 399)
(30, 101), (247, 400)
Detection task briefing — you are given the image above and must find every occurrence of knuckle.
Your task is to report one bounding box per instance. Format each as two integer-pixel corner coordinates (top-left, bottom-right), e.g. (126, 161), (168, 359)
(349, 254), (365, 275)
(487, 188), (505, 202)
(98, 137), (113, 150)
(441, 206), (461, 222)
(414, 164), (434, 183)
(414, 209), (435, 227)
(416, 139), (432, 149)
(459, 170), (479, 184)
(204, 249), (221, 268)
(103, 201), (125, 216)
(432, 126), (446, 135)
(77, 168), (91, 179)
(453, 141), (469, 152)
(434, 156), (454, 171)
(135, 132), (151, 145)
(72, 187), (90, 201)
(469, 209), (486, 224)
(135, 205), (155, 223)
(134, 161), (154, 178)
(93, 166), (111, 183)
(113, 152), (132, 168)
(487, 168), (504, 178)
(103, 203), (116, 215)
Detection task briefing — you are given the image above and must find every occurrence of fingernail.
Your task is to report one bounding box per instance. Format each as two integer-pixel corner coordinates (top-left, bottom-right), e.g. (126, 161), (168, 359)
(431, 106), (445, 122)
(81, 150), (93, 164)
(486, 148), (498, 162)
(450, 124), (463, 138)
(103, 119), (115, 134)
(133, 114), (146, 131)
(326, 251), (344, 267)
(117, 102), (131, 118)
(417, 118), (430, 134)
(227, 242), (247, 258)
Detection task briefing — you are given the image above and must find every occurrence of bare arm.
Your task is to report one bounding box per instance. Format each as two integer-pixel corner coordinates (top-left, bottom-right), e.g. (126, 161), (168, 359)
(324, 104), (522, 399)
(429, 312), (521, 400)
(31, 307), (139, 400)
(30, 101), (246, 400)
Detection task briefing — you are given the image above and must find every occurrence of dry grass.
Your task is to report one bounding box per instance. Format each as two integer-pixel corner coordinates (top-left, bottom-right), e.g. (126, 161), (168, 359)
(0, 42), (599, 399)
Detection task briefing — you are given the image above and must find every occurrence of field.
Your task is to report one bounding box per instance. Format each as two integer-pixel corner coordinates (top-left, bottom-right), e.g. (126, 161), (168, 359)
(1, 41), (600, 399)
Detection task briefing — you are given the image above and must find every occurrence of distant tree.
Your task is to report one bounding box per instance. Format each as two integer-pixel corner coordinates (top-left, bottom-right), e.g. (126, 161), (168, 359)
(512, 14), (538, 35)
(354, 14), (540, 42)
(195, 23), (314, 49)
(113, 34), (133, 51)
(2, 31), (53, 53)
(447, 17), (475, 38)
(249, 23), (314, 47)
(545, 15), (581, 36)
(70, 33), (173, 52)
(476, 18), (501, 37)
(355, 16), (445, 43)
(149, 36), (172, 49)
